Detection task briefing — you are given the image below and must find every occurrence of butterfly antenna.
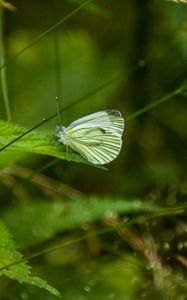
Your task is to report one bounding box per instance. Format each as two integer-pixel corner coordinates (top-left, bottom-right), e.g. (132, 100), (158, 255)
(56, 96), (61, 125)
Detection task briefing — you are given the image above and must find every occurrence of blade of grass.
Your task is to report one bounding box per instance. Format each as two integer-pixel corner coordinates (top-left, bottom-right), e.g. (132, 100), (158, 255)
(0, 6), (11, 121)
(126, 81), (187, 122)
(51, 2), (63, 100)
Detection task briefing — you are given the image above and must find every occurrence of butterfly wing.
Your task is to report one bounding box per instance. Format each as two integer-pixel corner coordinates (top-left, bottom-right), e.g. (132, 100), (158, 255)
(64, 110), (125, 165)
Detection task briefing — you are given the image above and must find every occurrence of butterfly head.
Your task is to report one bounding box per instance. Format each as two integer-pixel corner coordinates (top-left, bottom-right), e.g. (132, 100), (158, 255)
(56, 125), (68, 145)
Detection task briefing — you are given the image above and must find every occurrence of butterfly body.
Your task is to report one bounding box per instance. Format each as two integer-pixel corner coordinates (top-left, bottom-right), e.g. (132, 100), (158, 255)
(56, 110), (124, 165)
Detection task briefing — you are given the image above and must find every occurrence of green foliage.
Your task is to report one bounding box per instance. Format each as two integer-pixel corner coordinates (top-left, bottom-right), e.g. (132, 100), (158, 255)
(0, 220), (61, 297)
(0, 120), (88, 165)
(2, 198), (160, 248)
(0, 0), (187, 299)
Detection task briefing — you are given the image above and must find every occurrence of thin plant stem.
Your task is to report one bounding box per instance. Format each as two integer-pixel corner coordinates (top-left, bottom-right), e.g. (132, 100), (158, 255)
(0, 6), (11, 121)
(0, 203), (186, 272)
(0, 0), (92, 71)
(126, 83), (187, 122)
(0, 118), (47, 152)
(0, 77), (186, 153)
(51, 2), (63, 124)
(51, 2), (63, 100)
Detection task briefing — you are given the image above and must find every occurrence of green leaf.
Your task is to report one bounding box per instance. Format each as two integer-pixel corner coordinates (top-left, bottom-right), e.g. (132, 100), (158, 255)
(0, 120), (95, 166)
(0, 220), (61, 297)
(2, 198), (160, 248)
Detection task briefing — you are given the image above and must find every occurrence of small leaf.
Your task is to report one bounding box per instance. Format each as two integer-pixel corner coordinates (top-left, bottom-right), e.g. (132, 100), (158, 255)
(0, 220), (61, 297)
(0, 0), (16, 11)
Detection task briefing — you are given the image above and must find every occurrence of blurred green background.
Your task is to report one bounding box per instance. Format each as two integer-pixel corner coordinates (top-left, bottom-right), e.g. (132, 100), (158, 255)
(0, 0), (187, 299)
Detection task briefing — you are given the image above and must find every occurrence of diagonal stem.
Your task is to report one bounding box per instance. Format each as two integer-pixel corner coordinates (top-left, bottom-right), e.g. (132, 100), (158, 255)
(0, 0), (92, 71)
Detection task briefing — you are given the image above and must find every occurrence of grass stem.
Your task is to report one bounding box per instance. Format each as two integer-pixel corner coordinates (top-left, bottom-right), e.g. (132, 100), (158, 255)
(0, 6), (12, 121)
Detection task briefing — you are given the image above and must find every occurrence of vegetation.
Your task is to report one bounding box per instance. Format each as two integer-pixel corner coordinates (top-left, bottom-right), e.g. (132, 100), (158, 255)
(0, 1), (187, 299)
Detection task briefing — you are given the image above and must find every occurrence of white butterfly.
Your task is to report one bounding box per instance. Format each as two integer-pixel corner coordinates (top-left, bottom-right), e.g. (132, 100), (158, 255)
(56, 109), (125, 165)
